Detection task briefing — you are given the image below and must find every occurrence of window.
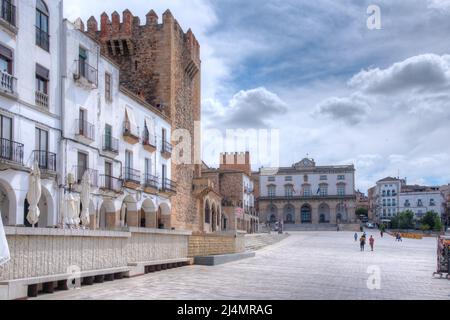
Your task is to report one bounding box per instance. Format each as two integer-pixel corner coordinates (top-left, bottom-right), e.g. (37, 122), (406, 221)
(0, 114), (12, 141)
(337, 185), (345, 196)
(382, 190), (386, 197)
(268, 185), (276, 197)
(145, 158), (151, 177)
(125, 150), (133, 170)
(36, 0), (49, 51)
(337, 175), (345, 181)
(320, 175), (327, 181)
(105, 72), (112, 101)
(387, 199), (391, 207)
(35, 64), (49, 94)
(387, 190), (391, 196)
(404, 200), (410, 207)
(268, 176), (275, 182)
(35, 127), (48, 152)
(303, 186), (311, 197)
(319, 185), (328, 196)
(0, 44), (12, 75)
(104, 124), (113, 150)
(392, 190), (397, 196)
(285, 176), (292, 182)
(392, 199), (396, 207)
(383, 199), (386, 207)
(417, 199), (423, 207)
(77, 152), (88, 183)
(430, 199), (435, 206)
(285, 185), (294, 198)
(79, 47), (88, 78)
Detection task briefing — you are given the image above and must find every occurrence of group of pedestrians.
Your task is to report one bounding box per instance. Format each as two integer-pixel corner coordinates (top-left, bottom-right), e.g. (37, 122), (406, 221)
(354, 232), (375, 252)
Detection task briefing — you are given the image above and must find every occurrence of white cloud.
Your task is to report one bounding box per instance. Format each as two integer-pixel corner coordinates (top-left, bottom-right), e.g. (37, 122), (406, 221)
(314, 95), (372, 124)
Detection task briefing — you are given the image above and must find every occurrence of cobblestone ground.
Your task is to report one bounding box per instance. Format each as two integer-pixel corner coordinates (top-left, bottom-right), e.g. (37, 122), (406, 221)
(34, 231), (450, 300)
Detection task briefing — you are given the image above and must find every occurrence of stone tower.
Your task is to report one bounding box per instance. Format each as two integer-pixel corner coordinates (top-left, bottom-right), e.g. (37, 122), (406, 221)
(85, 9), (202, 231)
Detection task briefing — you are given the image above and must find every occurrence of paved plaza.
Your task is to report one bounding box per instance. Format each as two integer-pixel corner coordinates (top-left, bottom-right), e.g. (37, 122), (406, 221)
(34, 231), (450, 300)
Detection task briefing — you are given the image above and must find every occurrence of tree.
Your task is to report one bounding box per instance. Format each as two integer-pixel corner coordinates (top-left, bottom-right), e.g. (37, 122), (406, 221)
(356, 208), (368, 217)
(420, 211), (442, 232)
(397, 210), (415, 230)
(390, 215), (399, 229)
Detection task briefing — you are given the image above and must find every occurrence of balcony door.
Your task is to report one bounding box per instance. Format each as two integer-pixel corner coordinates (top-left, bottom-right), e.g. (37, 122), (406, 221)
(79, 109), (86, 135)
(35, 127), (48, 169)
(0, 115), (12, 160)
(105, 161), (112, 189)
(77, 152), (88, 183)
(105, 124), (112, 149)
(79, 47), (87, 78)
(125, 150), (133, 180)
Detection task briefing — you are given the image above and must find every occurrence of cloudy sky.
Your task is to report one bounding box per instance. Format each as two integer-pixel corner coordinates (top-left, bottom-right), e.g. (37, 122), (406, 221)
(65, 0), (450, 192)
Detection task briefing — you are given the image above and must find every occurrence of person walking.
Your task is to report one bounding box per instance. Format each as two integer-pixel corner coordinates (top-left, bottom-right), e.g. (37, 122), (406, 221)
(380, 230), (384, 238)
(354, 233), (358, 242)
(369, 235), (375, 251)
(360, 235), (366, 251)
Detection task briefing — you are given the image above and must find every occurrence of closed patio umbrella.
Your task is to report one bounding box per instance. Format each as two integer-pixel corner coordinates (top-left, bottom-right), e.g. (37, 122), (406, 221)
(65, 193), (78, 227)
(26, 161), (41, 227)
(0, 213), (10, 266)
(80, 171), (90, 227)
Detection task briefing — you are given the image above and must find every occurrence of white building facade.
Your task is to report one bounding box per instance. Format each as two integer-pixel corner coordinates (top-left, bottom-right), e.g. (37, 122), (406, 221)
(258, 158), (357, 226)
(0, 0), (62, 228)
(60, 19), (175, 230)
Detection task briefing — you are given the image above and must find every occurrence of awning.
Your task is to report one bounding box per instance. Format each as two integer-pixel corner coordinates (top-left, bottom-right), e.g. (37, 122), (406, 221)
(145, 117), (155, 135)
(36, 64), (49, 80)
(125, 106), (137, 130)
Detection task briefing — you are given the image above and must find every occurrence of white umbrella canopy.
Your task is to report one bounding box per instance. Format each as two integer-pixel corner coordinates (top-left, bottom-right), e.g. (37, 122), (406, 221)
(0, 213), (10, 266)
(26, 161), (42, 227)
(80, 171), (90, 227)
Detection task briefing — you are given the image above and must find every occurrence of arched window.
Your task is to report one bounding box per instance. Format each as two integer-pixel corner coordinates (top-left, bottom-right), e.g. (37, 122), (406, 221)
(301, 205), (312, 223)
(204, 201), (210, 223)
(36, 0), (49, 51)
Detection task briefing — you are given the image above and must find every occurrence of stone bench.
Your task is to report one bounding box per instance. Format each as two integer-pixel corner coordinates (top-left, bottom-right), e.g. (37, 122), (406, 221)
(194, 252), (256, 266)
(0, 266), (131, 300)
(127, 258), (192, 277)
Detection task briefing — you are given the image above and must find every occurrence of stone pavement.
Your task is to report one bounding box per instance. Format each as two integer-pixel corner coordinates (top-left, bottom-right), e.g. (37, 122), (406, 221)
(34, 231), (450, 300)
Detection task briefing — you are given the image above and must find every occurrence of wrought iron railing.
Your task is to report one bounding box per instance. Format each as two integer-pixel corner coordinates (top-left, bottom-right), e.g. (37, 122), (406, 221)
(36, 26), (49, 51)
(35, 91), (48, 108)
(143, 132), (156, 148)
(0, 138), (23, 164)
(162, 140), (172, 154)
(100, 174), (122, 192)
(162, 178), (177, 193)
(144, 174), (159, 189)
(76, 119), (95, 141)
(102, 135), (119, 154)
(75, 59), (98, 86)
(123, 167), (141, 185)
(1, 0), (15, 26)
(33, 150), (56, 171)
(73, 166), (98, 187)
(0, 70), (16, 94)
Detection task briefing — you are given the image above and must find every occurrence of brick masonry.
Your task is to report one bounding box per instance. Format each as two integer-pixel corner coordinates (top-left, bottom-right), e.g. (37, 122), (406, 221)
(85, 9), (202, 231)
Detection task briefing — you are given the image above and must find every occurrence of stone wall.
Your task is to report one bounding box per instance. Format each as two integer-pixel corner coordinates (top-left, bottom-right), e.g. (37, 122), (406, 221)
(188, 232), (245, 257)
(0, 227), (190, 282)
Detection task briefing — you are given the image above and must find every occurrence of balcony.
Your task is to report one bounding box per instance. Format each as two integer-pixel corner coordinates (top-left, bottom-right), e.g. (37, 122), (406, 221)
(142, 134), (156, 153)
(35, 91), (48, 109)
(99, 174), (122, 193)
(123, 167), (141, 189)
(161, 140), (172, 159)
(75, 119), (95, 143)
(0, 138), (23, 165)
(36, 26), (49, 51)
(123, 120), (139, 145)
(102, 135), (119, 156)
(160, 178), (177, 197)
(0, 69), (17, 99)
(74, 60), (98, 88)
(73, 166), (98, 187)
(0, 0), (16, 33)
(32, 150), (56, 172)
(143, 174), (159, 195)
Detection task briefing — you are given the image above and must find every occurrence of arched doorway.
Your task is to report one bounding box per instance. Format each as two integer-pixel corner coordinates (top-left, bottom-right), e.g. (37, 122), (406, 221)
(157, 202), (171, 229)
(318, 203), (330, 223)
(222, 213), (228, 231)
(266, 205), (278, 223)
(284, 204), (295, 224)
(23, 187), (53, 228)
(301, 204), (312, 223)
(141, 199), (157, 228)
(121, 195), (137, 228)
(0, 179), (16, 226)
(204, 200), (211, 225)
(336, 203), (347, 223)
(99, 200), (115, 230)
